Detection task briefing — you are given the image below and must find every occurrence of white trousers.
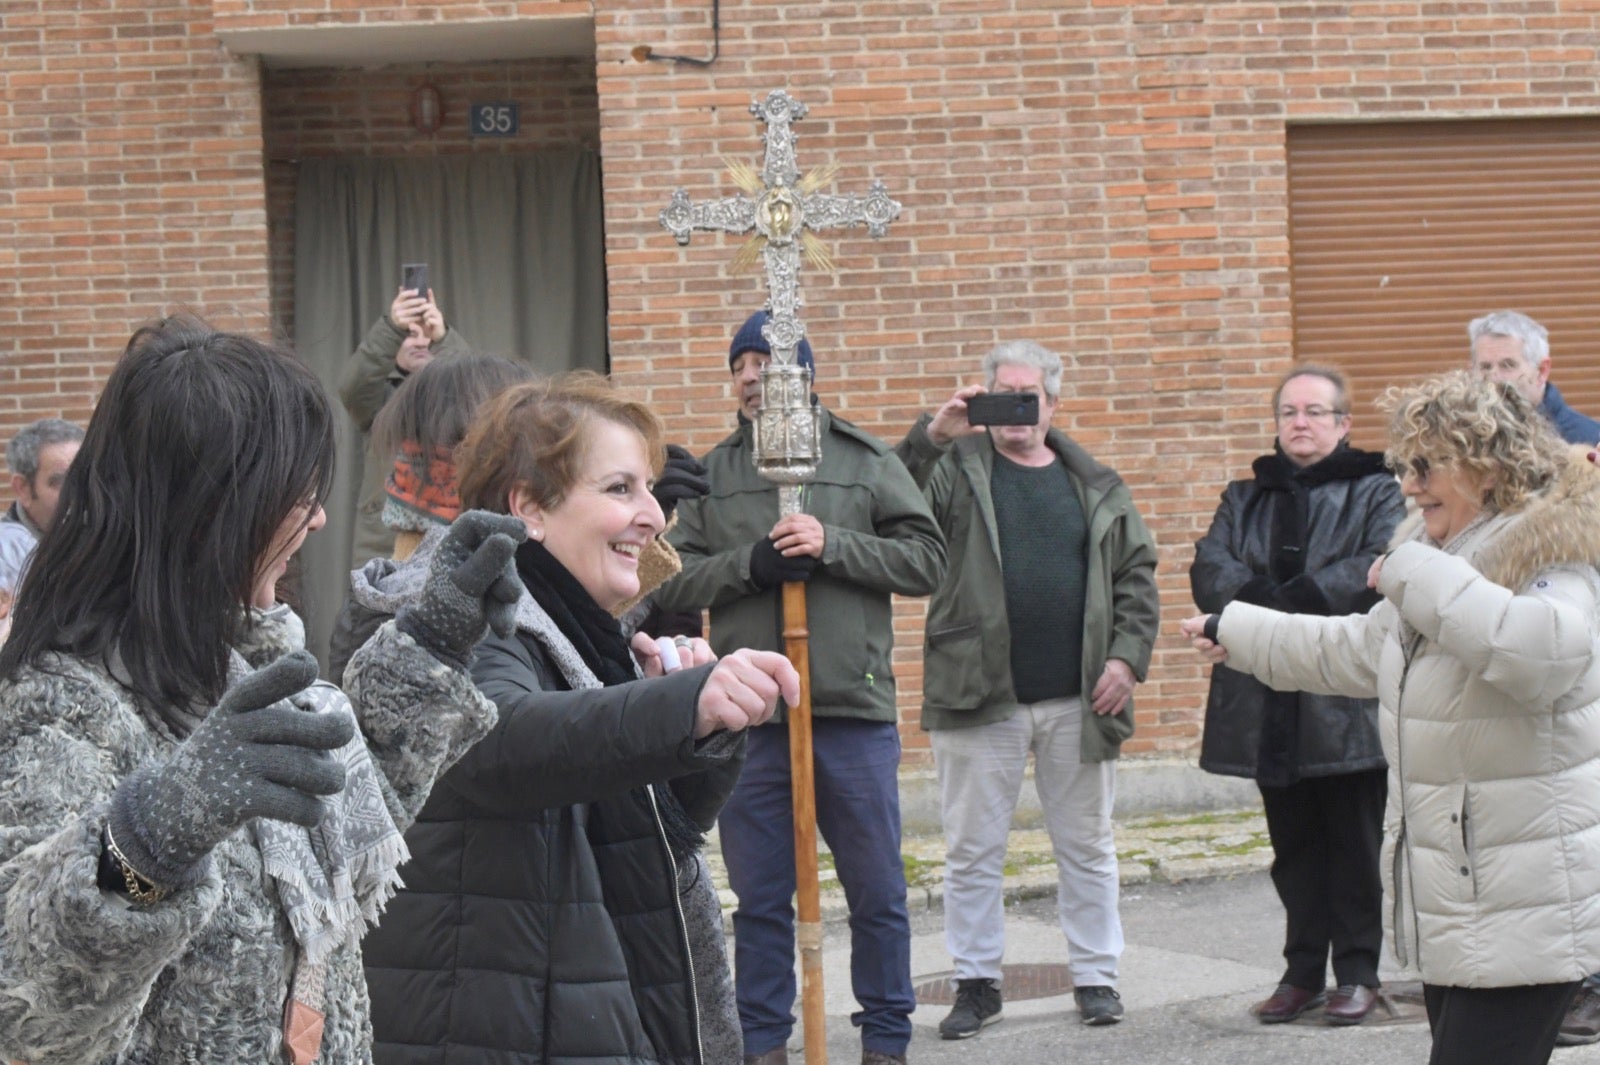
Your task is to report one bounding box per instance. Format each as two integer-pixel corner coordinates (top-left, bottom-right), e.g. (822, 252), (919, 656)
(930, 696), (1123, 987)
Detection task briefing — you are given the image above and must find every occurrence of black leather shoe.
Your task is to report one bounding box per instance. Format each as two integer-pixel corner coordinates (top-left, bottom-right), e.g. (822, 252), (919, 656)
(1255, 983), (1326, 1024)
(1558, 984), (1600, 1046)
(1324, 984), (1378, 1026)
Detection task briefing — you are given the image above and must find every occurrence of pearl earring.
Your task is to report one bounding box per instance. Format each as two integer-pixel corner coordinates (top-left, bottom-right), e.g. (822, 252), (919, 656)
(532, 528), (543, 541)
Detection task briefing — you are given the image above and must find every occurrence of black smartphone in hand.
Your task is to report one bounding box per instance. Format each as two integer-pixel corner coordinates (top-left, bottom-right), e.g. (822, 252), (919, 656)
(401, 263), (428, 298)
(965, 392), (1040, 426)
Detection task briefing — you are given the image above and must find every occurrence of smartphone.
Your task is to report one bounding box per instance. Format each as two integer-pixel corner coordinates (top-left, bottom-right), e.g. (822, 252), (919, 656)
(401, 262), (429, 298)
(965, 391), (1040, 426)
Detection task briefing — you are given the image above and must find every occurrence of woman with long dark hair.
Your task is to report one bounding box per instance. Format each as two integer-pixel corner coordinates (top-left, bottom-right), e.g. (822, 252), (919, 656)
(0, 316), (523, 1064)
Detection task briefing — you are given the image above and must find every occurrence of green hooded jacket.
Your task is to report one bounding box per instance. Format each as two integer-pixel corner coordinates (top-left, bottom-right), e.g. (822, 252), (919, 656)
(894, 415), (1160, 761)
(656, 407), (947, 724)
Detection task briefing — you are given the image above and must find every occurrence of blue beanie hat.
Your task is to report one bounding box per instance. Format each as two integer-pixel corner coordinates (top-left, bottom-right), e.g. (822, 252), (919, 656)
(730, 310), (815, 376)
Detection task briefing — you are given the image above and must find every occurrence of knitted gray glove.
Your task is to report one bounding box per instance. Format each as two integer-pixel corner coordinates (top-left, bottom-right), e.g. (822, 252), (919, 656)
(396, 509), (526, 669)
(107, 651), (353, 892)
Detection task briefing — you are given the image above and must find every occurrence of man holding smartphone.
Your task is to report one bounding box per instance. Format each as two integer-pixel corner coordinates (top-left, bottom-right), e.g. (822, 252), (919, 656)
(338, 273), (470, 565)
(894, 340), (1160, 1038)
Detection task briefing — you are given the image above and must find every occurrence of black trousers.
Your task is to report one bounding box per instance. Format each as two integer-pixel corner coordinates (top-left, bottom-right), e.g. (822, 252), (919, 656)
(1258, 767), (1386, 989)
(1424, 982), (1579, 1065)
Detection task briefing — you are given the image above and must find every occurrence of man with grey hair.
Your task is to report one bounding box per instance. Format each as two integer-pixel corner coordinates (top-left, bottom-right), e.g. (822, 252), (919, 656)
(0, 418), (84, 593)
(895, 341), (1160, 1036)
(1469, 309), (1600, 445)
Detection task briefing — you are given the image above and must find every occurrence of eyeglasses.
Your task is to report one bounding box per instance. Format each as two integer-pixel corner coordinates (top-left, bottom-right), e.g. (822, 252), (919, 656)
(1274, 406), (1346, 424)
(1391, 457), (1431, 484)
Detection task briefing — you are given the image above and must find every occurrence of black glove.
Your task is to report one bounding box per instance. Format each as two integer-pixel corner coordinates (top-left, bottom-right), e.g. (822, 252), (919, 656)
(653, 444), (710, 521)
(749, 536), (818, 590)
(107, 651), (353, 891)
(397, 510), (527, 668)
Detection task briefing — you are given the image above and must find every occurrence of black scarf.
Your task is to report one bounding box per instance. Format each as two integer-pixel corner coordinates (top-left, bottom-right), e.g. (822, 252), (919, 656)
(1248, 442), (1389, 787)
(514, 540), (707, 863)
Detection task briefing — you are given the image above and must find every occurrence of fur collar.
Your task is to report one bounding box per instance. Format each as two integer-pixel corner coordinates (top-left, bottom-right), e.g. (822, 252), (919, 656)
(1477, 449), (1600, 591)
(1391, 449), (1600, 591)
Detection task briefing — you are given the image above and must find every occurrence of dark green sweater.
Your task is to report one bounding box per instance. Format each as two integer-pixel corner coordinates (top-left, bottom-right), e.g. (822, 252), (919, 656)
(990, 453), (1087, 702)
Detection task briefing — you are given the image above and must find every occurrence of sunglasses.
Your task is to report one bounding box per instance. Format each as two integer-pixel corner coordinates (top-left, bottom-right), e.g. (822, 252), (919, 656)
(1392, 457), (1431, 483)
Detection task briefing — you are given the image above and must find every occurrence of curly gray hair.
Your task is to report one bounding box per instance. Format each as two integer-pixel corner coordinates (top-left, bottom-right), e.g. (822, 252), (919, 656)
(981, 341), (1064, 399)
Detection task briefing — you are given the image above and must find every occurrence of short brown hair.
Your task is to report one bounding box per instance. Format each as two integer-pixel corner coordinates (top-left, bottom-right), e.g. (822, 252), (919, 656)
(456, 371), (665, 514)
(1379, 369), (1567, 513)
(1272, 364), (1351, 415)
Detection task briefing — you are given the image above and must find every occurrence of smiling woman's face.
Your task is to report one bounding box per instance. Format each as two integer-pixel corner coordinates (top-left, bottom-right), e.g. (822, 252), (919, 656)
(519, 418), (664, 612)
(1401, 459), (1488, 545)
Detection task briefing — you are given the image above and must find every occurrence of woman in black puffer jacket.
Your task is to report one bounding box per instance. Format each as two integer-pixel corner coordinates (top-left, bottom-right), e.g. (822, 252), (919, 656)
(361, 373), (798, 1065)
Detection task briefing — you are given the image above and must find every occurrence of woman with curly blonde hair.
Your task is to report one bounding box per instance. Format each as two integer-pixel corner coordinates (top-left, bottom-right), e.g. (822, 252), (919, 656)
(1182, 370), (1600, 1065)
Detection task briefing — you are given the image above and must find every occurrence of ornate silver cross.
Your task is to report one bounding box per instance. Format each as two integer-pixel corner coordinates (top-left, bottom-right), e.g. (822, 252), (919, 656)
(660, 89), (901, 514)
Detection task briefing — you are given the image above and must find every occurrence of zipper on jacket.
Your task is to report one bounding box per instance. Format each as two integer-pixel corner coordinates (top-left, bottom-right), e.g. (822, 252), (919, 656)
(648, 783), (704, 1065)
(1392, 631), (1425, 970)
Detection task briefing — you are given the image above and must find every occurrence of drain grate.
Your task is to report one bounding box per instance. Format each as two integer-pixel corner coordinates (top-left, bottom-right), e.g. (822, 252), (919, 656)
(914, 963), (1075, 1005)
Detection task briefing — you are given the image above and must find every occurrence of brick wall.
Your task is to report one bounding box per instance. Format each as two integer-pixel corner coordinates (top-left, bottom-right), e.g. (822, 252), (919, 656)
(2, 1), (271, 475)
(591, 0), (1600, 758)
(260, 58), (599, 340)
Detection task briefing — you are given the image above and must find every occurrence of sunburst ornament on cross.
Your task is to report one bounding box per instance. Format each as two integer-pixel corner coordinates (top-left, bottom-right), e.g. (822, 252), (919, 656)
(659, 89), (902, 514)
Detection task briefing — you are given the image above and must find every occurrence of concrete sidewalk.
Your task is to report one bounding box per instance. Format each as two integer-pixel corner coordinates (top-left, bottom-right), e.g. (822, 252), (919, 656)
(706, 805), (1274, 920)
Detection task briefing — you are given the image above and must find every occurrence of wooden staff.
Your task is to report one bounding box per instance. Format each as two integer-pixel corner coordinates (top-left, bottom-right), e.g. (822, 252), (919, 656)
(783, 578), (826, 1065)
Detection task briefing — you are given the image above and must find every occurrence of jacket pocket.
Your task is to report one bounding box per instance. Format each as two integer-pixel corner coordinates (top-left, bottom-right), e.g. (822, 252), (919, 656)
(923, 620), (988, 711)
(1459, 787), (1479, 900)
(1090, 705), (1135, 746)
(927, 621), (979, 645)
(1447, 785), (1478, 903)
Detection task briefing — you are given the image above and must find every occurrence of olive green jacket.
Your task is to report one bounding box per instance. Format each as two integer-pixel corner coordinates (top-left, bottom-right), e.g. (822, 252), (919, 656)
(894, 415), (1160, 761)
(656, 408), (947, 724)
(336, 314), (470, 564)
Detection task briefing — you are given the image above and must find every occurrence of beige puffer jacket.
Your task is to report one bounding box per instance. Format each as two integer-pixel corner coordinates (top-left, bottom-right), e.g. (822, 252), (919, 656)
(1217, 456), (1600, 987)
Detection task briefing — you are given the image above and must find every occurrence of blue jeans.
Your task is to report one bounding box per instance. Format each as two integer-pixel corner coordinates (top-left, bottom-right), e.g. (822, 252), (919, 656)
(720, 718), (915, 1056)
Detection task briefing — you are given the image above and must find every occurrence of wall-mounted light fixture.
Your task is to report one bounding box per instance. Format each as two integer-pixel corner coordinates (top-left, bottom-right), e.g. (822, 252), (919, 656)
(410, 83), (443, 134)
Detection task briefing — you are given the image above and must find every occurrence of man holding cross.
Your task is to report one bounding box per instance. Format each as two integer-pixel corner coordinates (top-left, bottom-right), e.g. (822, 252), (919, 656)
(654, 310), (947, 1065)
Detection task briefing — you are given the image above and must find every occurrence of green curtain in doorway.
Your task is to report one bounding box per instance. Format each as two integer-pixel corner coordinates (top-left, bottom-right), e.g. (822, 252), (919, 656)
(291, 151), (607, 670)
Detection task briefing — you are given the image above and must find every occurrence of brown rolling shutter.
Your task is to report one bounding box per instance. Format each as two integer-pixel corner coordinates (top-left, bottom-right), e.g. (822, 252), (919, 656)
(1287, 118), (1600, 449)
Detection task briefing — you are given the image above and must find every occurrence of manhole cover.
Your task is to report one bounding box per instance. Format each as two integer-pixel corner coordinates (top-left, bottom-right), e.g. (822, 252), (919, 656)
(914, 963), (1074, 1005)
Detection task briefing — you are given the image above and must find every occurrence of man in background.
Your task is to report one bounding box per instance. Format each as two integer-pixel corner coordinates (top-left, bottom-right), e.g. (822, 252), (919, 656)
(1469, 309), (1599, 445)
(656, 310), (946, 1065)
(895, 340), (1160, 1036)
(0, 418), (83, 594)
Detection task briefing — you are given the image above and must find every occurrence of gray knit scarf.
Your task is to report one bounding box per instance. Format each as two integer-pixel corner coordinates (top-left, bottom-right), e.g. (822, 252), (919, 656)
(117, 607), (408, 1036)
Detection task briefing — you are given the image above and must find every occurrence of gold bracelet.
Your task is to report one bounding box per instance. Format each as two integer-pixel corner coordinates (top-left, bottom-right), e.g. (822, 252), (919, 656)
(103, 824), (170, 905)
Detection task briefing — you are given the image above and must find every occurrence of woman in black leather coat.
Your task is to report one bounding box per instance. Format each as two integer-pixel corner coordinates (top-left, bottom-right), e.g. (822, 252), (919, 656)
(1190, 365), (1404, 1027)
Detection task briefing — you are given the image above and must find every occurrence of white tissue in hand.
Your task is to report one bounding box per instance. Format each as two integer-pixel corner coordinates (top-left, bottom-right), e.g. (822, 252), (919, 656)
(654, 636), (682, 673)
